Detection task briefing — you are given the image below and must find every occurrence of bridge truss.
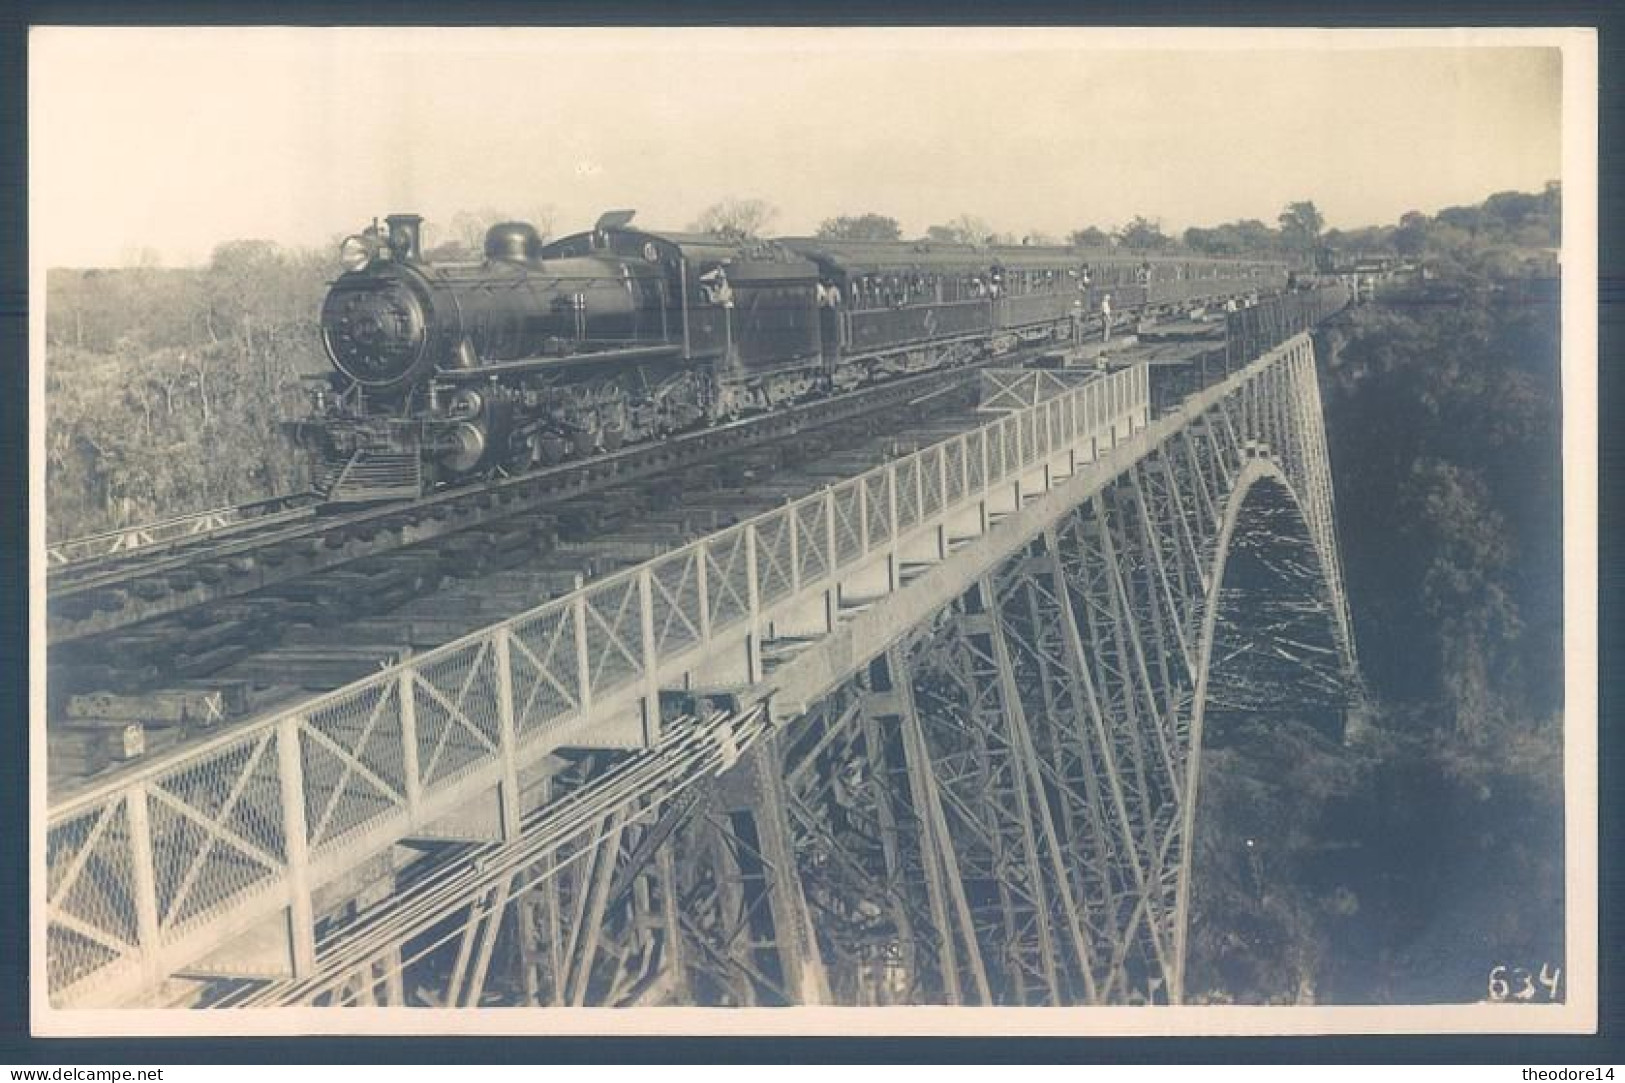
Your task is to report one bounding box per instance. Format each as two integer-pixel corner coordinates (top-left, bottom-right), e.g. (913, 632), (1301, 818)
(44, 330), (1359, 1011)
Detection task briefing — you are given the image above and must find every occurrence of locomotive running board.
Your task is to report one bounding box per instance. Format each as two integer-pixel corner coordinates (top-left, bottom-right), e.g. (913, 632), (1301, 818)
(435, 344), (683, 380)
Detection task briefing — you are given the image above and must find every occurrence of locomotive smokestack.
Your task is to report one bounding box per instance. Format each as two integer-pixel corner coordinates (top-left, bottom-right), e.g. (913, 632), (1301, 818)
(386, 213), (424, 262)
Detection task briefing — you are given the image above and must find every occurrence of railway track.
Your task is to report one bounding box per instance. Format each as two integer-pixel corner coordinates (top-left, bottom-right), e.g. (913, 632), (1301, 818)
(45, 359), (1009, 793)
(47, 361), (998, 645)
(44, 492), (322, 573)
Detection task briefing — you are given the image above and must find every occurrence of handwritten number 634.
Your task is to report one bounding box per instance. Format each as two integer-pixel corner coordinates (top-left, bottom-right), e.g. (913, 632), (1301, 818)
(1487, 963), (1561, 1001)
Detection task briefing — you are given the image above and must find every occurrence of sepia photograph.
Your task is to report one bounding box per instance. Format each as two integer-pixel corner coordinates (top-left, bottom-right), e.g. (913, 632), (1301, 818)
(27, 25), (1597, 1036)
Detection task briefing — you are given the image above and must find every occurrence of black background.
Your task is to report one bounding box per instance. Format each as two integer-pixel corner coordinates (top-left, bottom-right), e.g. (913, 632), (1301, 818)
(0, 0), (1618, 1064)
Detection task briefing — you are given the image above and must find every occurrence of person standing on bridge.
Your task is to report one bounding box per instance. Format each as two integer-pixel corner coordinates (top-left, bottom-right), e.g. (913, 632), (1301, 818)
(1100, 292), (1113, 343)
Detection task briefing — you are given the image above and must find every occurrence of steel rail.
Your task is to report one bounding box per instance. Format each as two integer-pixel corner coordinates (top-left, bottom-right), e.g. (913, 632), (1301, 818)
(46, 494), (322, 575)
(46, 359), (995, 644)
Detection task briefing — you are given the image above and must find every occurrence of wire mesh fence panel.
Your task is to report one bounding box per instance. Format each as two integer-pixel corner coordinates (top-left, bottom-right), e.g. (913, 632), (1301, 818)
(1002, 416), (1021, 480)
(895, 456), (920, 532)
(302, 678), (406, 853)
(149, 727), (287, 939)
(580, 575), (646, 701)
(411, 638), (503, 790)
(945, 439), (967, 505)
(967, 429), (986, 491)
(754, 511), (795, 607)
(795, 497), (829, 586)
(863, 474), (892, 549)
(508, 602), (583, 743)
(919, 445), (944, 519)
(831, 481), (864, 568)
(703, 526), (752, 633)
(649, 549), (704, 661)
(985, 419), (1005, 481)
(47, 796), (139, 998)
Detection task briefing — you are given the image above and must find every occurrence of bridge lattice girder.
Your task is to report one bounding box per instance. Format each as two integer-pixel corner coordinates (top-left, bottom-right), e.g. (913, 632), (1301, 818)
(441, 337), (1358, 1008)
(45, 333), (1359, 1010)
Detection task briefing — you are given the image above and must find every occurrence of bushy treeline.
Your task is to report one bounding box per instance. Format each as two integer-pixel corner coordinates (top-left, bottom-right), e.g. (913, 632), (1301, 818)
(46, 242), (333, 539)
(1323, 183), (1562, 281)
(1184, 185), (1564, 1004)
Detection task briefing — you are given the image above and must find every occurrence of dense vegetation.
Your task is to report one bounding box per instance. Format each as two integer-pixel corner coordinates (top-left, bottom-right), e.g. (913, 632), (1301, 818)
(46, 243), (332, 538)
(1184, 188), (1565, 1004)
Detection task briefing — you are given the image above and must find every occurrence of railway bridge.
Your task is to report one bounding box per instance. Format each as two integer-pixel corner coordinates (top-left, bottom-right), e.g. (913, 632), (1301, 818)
(45, 327), (1360, 1009)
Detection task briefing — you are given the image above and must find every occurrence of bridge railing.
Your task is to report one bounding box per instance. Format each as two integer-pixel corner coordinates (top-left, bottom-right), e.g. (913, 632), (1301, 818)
(46, 493), (317, 568)
(45, 363), (1150, 1007)
(1224, 283), (1348, 367)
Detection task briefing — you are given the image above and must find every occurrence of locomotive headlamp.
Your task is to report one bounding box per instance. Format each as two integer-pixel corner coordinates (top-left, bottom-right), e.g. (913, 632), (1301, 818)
(339, 234), (377, 273)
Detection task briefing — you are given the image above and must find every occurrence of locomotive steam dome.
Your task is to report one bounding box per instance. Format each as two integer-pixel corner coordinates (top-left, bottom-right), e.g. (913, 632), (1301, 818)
(484, 221), (543, 262)
(321, 274), (432, 389)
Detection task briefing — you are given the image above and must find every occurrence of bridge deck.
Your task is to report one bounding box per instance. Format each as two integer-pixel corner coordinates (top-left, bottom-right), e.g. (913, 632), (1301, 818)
(46, 360), (1152, 1007)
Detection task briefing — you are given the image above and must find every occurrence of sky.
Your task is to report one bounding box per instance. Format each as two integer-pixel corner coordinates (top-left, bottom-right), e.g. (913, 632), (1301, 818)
(30, 27), (1567, 268)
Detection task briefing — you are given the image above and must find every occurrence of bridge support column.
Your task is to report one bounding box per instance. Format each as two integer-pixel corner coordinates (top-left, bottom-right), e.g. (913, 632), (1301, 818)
(898, 579), (1098, 1005)
(668, 738), (826, 1005)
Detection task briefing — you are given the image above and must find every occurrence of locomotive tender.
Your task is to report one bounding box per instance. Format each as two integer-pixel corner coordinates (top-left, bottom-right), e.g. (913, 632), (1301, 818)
(310, 210), (1286, 502)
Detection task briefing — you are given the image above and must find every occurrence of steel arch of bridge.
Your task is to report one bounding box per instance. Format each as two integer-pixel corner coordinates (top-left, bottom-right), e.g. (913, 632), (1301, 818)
(509, 335), (1358, 1008)
(756, 445), (1356, 1007)
(312, 335), (1353, 1010)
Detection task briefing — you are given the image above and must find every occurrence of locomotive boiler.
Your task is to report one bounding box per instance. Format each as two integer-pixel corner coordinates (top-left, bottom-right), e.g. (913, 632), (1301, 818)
(310, 210), (831, 501)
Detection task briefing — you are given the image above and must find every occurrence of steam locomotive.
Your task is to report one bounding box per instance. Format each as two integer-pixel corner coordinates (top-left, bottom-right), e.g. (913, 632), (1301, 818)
(308, 210), (1286, 502)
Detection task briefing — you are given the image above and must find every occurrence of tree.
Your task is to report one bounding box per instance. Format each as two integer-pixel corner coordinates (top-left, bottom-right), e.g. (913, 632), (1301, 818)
(1434, 205), (1482, 235)
(1183, 226), (1224, 255)
(923, 214), (994, 246)
(816, 213), (903, 242)
(690, 197), (778, 242)
(1394, 211), (1431, 258)
(1230, 219), (1281, 254)
(1115, 216), (1170, 250)
(1482, 190), (1542, 231)
(451, 208), (502, 253)
(1278, 201), (1325, 254)
(1068, 226), (1111, 249)
(1540, 180), (1561, 221)
(440, 205), (558, 258)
